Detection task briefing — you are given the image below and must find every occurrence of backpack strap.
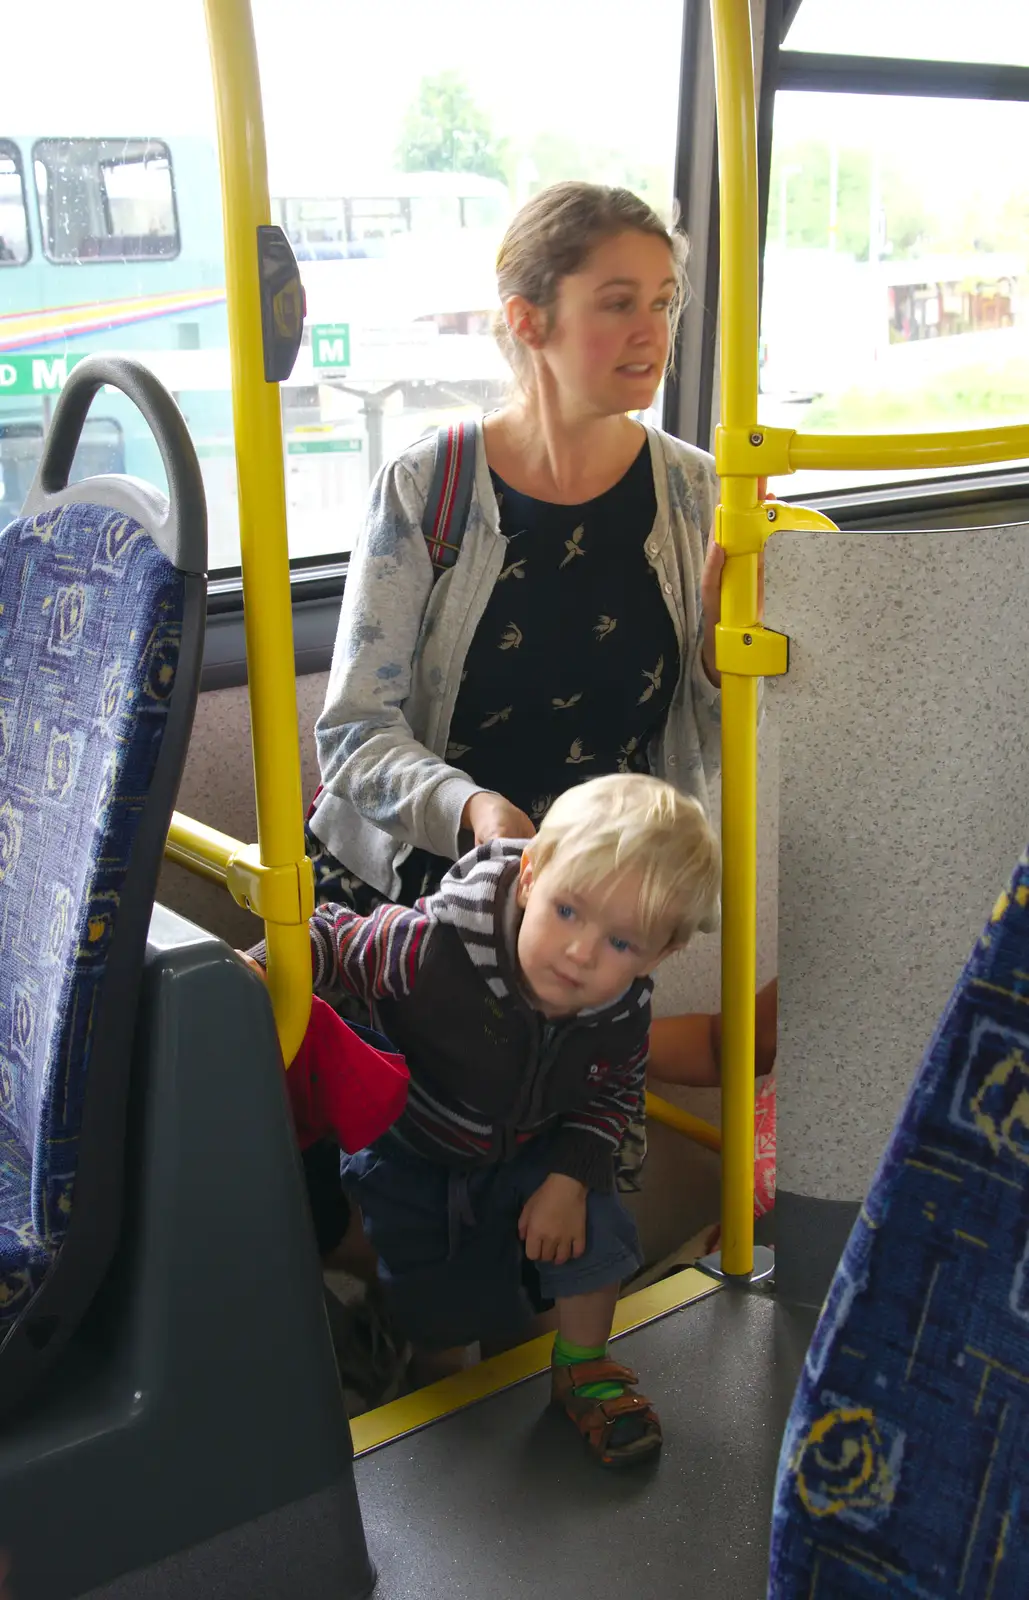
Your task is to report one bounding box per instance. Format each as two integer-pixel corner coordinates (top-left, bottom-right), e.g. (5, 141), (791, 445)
(421, 421), (476, 581)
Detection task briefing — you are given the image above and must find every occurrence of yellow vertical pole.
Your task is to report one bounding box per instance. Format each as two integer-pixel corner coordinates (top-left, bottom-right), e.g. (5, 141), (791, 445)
(203, 0), (312, 1064)
(710, 0), (761, 1277)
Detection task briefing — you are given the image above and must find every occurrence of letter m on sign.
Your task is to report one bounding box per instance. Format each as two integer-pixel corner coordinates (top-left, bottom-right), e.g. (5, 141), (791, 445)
(313, 325), (350, 370)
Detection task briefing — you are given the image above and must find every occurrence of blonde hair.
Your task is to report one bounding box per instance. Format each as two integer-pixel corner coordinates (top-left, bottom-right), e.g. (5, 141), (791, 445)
(525, 774), (721, 947)
(493, 181), (690, 386)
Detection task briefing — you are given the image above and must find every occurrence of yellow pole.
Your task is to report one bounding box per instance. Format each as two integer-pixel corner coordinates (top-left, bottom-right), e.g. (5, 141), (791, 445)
(710, 0), (761, 1277)
(646, 1092), (722, 1155)
(203, 0), (312, 1065)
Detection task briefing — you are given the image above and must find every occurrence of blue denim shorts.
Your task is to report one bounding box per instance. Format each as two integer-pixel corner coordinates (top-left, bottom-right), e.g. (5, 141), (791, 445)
(341, 1134), (643, 1350)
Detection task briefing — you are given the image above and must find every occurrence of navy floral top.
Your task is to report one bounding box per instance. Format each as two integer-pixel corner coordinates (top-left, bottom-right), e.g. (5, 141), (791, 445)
(396, 439), (680, 900)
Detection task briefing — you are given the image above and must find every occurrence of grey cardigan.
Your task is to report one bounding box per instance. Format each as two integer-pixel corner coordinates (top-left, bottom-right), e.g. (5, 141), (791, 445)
(310, 420), (722, 908)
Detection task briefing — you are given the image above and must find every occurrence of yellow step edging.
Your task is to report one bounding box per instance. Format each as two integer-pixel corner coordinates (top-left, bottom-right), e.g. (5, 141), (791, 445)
(349, 1266), (721, 1456)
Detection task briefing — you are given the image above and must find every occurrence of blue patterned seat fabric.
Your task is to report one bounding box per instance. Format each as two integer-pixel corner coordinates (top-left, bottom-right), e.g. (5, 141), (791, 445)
(0, 502), (182, 1333)
(769, 848), (1029, 1596)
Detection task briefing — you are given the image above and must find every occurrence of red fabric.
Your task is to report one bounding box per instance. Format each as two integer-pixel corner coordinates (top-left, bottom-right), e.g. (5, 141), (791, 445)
(285, 995), (409, 1154)
(753, 1072), (777, 1219)
(700, 1074), (777, 1256)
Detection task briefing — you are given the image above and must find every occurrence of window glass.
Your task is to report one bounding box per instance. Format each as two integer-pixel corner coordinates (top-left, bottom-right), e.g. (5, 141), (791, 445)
(254, 0), (684, 562)
(0, 143), (30, 265)
(762, 91), (1029, 495)
(461, 194), (508, 231)
(0, 418), (124, 526)
(34, 139), (179, 262)
(409, 194), (462, 232)
(4, 0), (683, 571)
(784, 0), (1029, 68)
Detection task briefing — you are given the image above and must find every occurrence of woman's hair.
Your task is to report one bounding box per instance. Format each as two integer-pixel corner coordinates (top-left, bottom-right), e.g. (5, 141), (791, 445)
(525, 773), (720, 947)
(493, 181), (690, 384)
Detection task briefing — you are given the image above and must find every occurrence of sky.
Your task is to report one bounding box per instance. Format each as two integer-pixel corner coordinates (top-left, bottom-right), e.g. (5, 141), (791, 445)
(3, 0), (683, 182)
(783, 0), (1029, 64)
(4, 0), (1026, 196)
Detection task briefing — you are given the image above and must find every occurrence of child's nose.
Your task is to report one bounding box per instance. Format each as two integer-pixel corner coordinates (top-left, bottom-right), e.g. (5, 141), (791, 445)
(567, 933), (598, 967)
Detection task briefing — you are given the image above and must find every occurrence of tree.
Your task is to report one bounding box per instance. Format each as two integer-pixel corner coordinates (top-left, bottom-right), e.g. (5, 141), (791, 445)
(398, 71), (508, 182)
(768, 140), (931, 261)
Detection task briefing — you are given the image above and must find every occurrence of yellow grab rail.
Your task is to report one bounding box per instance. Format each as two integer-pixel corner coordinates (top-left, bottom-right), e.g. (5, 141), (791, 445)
(716, 420), (1029, 479)
(185, 0), (314, 1065)
(709, 0), (774, 1278)
(710, 0), (1029, 1278)
(646, 1092), (722, 1155)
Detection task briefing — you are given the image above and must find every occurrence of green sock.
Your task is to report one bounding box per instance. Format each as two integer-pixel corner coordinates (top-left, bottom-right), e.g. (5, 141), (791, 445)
(553, 1333), (623, 1400)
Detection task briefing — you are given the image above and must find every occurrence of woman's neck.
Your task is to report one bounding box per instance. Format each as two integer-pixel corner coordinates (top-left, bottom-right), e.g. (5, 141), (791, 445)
(485, 394), (646, 506)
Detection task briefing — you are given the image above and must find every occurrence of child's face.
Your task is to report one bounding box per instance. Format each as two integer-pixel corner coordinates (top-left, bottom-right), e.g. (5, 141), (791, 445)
(515, 857), (677, 1018)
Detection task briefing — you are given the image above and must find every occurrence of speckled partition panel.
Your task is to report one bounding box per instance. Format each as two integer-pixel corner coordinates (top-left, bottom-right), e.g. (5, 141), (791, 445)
(767, 523), (1029, 1207)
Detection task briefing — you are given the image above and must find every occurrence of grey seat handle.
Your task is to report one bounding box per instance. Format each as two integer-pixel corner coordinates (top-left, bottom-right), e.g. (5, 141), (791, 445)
(23, 354), (208, 574)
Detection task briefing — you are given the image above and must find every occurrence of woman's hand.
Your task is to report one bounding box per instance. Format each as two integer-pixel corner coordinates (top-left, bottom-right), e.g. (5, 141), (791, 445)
(518, 1172), (587, 1265)
(461, 791), (536, 847)
(700, 478), (770, 687)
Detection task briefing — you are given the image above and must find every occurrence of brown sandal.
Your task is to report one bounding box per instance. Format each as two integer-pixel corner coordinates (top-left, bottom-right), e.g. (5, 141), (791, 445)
(551, 1358), (663, 1467)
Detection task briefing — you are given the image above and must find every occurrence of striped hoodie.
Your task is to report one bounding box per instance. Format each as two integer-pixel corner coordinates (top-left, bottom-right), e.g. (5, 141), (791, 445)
(304, 840), (652, 1193)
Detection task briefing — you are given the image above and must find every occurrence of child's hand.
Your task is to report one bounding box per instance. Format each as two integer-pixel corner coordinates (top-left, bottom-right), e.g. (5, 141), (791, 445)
(236, 951), (266, 982)
(518, 1173), (587, 1265)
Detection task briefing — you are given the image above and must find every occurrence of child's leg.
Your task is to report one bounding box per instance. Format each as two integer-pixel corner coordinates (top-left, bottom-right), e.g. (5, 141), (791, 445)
(322, 1201), (379, 1281)
(518, 1162), (659, 1465)
(550, 1283), (662, 1465)
(555, 1282), (619, 1348)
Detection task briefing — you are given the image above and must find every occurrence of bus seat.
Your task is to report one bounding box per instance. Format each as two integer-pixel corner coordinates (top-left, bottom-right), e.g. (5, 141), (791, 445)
(768, 845), (1029, 1596)
(0, 356), (207, 1418)
(0, 358), (375, 1599)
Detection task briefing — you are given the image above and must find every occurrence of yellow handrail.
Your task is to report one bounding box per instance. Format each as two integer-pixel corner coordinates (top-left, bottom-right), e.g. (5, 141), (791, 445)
(195, 0), (314, 1066)
(709, 0), (768, 1277)
(166, 813), (241, 885)
(709, 0), (1029, 1279)
(646, 1093), (722, 1155)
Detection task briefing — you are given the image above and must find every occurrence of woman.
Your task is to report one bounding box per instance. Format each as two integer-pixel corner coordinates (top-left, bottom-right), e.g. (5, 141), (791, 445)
(307, 180), (728, 918)
(303, 182), (736, 1350)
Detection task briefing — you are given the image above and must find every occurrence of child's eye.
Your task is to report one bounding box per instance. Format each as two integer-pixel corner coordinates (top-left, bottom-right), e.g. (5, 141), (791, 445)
(609, 936), (633, 954)
(555, 903), (575, 922)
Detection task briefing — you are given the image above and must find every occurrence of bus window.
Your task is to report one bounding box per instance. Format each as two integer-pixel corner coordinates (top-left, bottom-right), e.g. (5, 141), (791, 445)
(409, 195), (462, 233)
(347, 197), (408, 245)
(0, 417), (123, 526)
(277, 197), (351, 259)
(761, 89), (1029, 495)
(784, 0), (1029, 68)
(461, 194), (507, 231)
(33, 138), (179, 263)
(0, 143), (29, 265)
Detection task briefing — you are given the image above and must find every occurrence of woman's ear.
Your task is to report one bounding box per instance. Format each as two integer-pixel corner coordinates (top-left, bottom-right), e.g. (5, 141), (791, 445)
(503, 294), (547, 353)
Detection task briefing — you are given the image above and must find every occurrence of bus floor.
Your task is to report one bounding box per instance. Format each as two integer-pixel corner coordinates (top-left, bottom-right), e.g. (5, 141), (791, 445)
(352, 1283), (817, 1600)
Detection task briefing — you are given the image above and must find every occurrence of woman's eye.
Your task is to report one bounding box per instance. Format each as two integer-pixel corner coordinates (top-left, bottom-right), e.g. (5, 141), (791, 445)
(603, 299), (632, 313)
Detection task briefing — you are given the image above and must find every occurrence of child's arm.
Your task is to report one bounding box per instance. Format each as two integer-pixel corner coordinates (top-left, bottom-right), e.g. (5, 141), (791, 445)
(245, 899), (430, 1009)
(649, 978), (778, 1088)
(545, 1040), (649, 1193)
